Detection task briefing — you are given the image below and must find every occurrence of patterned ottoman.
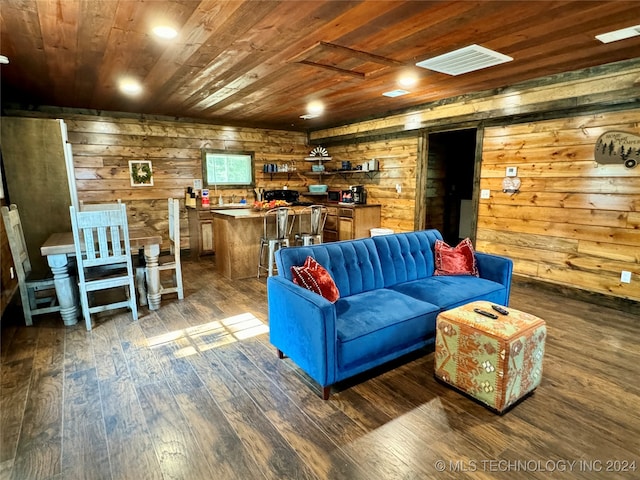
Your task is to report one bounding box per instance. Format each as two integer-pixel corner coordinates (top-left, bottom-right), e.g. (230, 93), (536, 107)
(434, 301), (546, 413)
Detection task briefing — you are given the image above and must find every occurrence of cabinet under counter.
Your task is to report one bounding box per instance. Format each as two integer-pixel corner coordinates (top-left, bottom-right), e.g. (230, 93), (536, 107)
(187, 203), (252, 258)
(327, 204), (381, 242)
(211, 209), (266, 280)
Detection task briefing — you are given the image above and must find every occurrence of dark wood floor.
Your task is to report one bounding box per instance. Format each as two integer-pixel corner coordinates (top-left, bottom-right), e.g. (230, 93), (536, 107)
(2, 256), (639, 480)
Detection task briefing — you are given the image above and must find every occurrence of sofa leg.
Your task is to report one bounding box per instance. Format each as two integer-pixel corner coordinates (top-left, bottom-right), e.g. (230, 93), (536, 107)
(322, 386), (331, 400)
(277, 349), (285, 359)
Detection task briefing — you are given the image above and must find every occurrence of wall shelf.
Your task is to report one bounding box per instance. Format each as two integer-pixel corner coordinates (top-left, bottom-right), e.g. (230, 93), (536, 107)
(261, 171), (295, 181)
(301, 191), (328, 197)
(334, 169), (380, 180)
(304, 156), (332, 178)
(305, 171), (335, 178)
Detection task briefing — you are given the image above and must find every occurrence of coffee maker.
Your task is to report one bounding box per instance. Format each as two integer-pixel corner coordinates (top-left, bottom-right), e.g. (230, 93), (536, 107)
(350, 185), (366, 204)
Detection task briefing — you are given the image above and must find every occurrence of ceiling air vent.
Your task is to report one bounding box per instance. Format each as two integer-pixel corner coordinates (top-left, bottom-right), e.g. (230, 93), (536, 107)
(416, 44), (513, 76)
(382, 89), (410, 98)
(595, 24), (640, 43)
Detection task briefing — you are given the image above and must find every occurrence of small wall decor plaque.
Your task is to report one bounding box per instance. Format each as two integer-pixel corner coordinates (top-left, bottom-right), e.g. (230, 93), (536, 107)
(129, 160), (154, 186)
(594, 131), (639, 169)
(309, 146), (329, 157)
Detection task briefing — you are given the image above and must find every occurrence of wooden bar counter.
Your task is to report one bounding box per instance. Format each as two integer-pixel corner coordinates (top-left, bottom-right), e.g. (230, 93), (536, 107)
(212, 208), (272, 280)
(212, 204), (381, 280)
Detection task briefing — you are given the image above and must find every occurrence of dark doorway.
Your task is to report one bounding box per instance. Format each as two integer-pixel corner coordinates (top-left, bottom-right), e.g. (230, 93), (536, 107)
(424, 129), (477, 244)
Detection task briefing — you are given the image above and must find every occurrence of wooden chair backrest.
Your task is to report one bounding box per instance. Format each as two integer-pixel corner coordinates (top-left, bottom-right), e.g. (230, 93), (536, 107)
(69, 204), (132, 271)
(79, 199), (122, 211)
(1, 204), (32, 282)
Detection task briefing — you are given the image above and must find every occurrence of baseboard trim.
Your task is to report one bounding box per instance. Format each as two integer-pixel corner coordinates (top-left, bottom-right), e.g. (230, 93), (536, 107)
(513, 275), (640, 316)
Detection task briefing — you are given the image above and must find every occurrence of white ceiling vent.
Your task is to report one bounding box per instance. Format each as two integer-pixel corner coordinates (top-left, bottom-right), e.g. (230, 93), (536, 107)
(596, 24), (640, 43)
(382, 89), (410, 98)
(416, 44), (513, 76)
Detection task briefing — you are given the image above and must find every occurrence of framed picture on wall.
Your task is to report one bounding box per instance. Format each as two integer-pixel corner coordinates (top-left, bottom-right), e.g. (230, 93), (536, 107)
(129, 160), (154, 186)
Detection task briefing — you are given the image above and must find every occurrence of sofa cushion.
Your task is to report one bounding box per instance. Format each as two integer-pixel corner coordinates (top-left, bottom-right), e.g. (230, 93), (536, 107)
(372, 230), (442, 287)
(335, 289), (439, 370)
(276, 238), (385, 296)
(291, 256), (340, 302)
(391, 275), (507, 310)
(434, 238), (479, 276)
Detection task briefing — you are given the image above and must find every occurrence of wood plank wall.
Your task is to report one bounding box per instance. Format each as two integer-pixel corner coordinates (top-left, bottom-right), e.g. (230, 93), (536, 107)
(310, 60), (640, 143)
(4, 60), (639, 306)
(477, 109), (640, 302)
(315, 137), (419, 233)
(60, 115), (308, 250)
(312, 60), (640, 304)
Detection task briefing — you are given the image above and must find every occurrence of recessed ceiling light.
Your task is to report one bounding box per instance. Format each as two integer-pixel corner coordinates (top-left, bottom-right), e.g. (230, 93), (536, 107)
(0, 55), (9, 64)
(383, 89), (410, 98)
(119, 79), (142, 96)
(307, 101), (324, 116)
(152, 25), (178, 40)
(596, 24), (640, 43)
(398, 75), (417, 88)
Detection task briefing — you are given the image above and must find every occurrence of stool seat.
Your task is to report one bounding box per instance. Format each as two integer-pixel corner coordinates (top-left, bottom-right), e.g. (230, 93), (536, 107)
(434, 300), (546, 413)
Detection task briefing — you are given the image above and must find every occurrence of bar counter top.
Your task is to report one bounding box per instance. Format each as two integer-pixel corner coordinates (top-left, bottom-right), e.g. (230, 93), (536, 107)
(210, 203), (382, 218)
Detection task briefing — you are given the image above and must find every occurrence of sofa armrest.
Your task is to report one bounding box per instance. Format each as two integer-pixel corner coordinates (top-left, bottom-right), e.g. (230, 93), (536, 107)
(267, 276), (337, 386)
(475, 252), (514, 303)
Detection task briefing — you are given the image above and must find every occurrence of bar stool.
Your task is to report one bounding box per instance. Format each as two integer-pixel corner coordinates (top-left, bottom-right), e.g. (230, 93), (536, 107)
(258, 207), (295, 278)
(295, 205), (328, 246)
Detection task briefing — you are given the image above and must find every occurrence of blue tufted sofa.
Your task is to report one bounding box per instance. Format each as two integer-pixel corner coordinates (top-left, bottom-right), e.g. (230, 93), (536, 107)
(267, 229), (513, 399)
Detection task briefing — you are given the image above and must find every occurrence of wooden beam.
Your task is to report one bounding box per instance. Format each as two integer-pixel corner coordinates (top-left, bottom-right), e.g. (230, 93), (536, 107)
(296, 60), (366, 79)
(319, 41), (405, 67)
(414, 132), (428, 231)
(470, 127), (484, 244)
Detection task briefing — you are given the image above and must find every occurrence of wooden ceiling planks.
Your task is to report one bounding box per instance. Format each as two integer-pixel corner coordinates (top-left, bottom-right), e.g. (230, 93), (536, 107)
(72, 0), (117, 106)
(1, 0), (639, 130)
(156, 0), (285, 113)
(36, 0), (80, 102)
(1, 0), (49, 103)
(185, 1), (361, 116)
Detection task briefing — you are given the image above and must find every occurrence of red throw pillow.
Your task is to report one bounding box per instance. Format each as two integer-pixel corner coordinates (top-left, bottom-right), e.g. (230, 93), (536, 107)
(291, 256), (340, 302)
(434, 238), (479, 276)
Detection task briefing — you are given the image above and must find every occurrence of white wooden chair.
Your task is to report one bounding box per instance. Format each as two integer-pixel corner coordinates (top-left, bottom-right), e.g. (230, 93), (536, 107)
(135, 198), (184, 304)
(1, 204), (61, 326)
(69, 203), (138, 330)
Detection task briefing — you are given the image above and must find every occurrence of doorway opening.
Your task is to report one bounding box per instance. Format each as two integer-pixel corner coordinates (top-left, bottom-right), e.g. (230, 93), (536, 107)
(424, 129), (477, 245)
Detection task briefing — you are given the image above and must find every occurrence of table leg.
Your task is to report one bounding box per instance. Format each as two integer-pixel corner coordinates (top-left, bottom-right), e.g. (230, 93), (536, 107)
(144, 244), (161, 310)
(135, 268), (148, 306)
(47, 253), (78, 326)
(135, 247), (147, 306)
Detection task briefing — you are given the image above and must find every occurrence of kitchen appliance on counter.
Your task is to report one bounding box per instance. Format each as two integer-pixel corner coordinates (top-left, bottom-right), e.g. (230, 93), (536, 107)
(350, 185), (366, 204)
(339, 189), (353, 204)
(263, 189), (313, 206)
(327, 190), (342, 204)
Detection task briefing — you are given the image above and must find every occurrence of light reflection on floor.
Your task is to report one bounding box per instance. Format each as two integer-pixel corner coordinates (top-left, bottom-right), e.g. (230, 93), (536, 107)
(146, 312), (269, 357)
